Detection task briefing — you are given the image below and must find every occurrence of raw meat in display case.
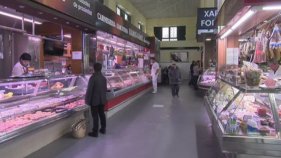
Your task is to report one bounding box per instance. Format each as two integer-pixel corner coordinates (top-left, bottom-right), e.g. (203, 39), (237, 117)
(198, 68), (217, 89)
(205, 78), (281, 153)
(0, 75), (88, 143)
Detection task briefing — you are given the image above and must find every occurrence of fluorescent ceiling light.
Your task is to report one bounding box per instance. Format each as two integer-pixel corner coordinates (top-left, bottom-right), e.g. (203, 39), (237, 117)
(238, 38), (248, 42)
(263, 5), (281, 10)
(231, 10), (255, 30)
(205, 38), (212, 41)
(28, 36), (41, 41)
(220, 9), (255, 39)
(97, 36), (105, 40)
(63, 34), (71, 38)
(0, 11), (42, 25)
(220, 29), (233, 39)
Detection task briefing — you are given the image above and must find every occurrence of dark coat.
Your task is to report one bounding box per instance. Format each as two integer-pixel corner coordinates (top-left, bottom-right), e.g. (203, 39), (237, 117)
(85, 72), (107, 106)
(168, 67), (182, 84)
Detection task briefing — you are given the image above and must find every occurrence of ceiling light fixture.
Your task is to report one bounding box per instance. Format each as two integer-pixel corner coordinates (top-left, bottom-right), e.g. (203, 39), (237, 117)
(220, 9), (255, 39)
(0, 11), (42, 24)
(63, 34), (71, 38)
(238, 38), (247, 42)
(220, 29), (233, 39)
(205, 38), (212, 41)
(263, 5), (281, 10)
(231, 10), (255, 30)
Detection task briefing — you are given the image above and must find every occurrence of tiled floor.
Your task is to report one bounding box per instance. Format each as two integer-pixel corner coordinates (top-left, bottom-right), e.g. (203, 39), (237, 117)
(27, 82), (225, 158)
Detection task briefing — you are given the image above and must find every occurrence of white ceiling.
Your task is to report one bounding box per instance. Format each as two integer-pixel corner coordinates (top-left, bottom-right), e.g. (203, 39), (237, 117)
(128, 0), (200, 19)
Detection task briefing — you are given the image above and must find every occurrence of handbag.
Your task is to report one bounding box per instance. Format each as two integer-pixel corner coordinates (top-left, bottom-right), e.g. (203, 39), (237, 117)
(71, 119), (87, 138)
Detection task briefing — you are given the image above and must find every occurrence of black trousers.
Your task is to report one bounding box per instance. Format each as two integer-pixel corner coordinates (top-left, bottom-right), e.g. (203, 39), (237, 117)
(91, 104), (106, 133)
(171, 84), (179, 96)
(192, 76), (199, 89)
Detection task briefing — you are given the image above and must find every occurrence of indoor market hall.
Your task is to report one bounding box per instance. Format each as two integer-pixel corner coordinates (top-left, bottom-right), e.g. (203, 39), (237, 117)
(0, 0), (281, 158)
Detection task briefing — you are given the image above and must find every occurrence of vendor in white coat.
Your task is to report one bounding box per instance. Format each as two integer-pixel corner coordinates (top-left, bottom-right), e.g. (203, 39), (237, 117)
(12, 53), (31, 76)
(151, 57), (159, 94)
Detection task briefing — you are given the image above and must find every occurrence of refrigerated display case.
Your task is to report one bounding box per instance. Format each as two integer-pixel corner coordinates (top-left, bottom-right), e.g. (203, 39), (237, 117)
(86, 69), (150, 99)
(85, 68), (151, 112)
(0, 75), (89, 144)
(198, 68), (216, 90)
(205, 78), (281, 157)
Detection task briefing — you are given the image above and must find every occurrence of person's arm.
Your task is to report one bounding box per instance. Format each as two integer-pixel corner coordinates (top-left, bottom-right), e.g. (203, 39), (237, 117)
(179, 69), (182, 81)
(155, 63), (160, 75)
(156, 68), (159, 76)
(85, 76), (94, 106)
(168, 69), (172, 78)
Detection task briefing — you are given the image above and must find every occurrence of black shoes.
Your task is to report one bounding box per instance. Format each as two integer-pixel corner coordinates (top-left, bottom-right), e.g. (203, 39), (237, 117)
(88, 129), (106, 137)
(99, 129), (106, 134)
(88, 132), (98, 137)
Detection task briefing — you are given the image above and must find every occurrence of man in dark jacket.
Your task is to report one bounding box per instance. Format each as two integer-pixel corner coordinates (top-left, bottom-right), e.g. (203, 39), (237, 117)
(189, 60), (195, 85)
(85, 63), (107, 137)
(168, 63), (181, 97)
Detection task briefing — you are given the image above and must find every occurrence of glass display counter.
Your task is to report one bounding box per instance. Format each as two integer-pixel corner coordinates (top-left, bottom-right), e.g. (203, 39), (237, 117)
(205, 79), (281, 157)
(85, 69), (150, 99)
(197, 68), (216, 90)
(0, 75), (89, 143)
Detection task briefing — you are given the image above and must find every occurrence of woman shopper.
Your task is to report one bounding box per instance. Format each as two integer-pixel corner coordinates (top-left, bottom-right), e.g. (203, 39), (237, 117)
(168, 63), (181, 97)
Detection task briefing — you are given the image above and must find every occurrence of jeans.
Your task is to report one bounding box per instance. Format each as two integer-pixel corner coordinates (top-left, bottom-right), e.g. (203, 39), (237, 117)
(171, 84), (179, 96)
(91, 104), (106, 133)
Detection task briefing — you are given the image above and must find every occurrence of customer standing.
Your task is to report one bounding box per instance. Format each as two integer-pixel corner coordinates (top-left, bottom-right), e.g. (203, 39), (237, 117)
(151, 57), (160, 93)
(85, 63), (107, 137)
(168, 63), (181, 97)
(189, 60), (195, 85)
(192, 62), (200, 90)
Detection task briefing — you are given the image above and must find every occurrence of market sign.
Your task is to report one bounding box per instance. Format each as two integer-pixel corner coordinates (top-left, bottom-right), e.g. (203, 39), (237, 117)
(31, 0), (95, 26)
(30, 0), (149, 46)
(94, 2), (150, 46)
(197, 8), (217, 35)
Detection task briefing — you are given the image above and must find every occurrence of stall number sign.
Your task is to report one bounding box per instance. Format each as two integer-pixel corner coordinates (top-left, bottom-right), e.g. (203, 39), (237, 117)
(197, 8), (217, 30)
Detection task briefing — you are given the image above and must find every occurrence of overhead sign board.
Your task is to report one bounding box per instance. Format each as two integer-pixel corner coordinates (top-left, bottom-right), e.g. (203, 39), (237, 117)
(197, 8), (217, 35)
(94, 2), (150, 46)
(32, 0), (95, 26)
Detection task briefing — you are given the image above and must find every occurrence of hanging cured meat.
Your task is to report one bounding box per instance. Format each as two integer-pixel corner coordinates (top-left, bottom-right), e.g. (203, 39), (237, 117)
(269, 24), (281, 61)
(265, 30), (273, 59)
(253, 30), (266, 63)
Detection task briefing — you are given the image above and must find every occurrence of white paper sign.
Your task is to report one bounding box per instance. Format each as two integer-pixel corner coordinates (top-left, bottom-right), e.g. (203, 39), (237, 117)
(138, 58), (144, 68)
(72, 51), (82, 60)
(144, 54), (149, 60)
(226, 48), (239, 65)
